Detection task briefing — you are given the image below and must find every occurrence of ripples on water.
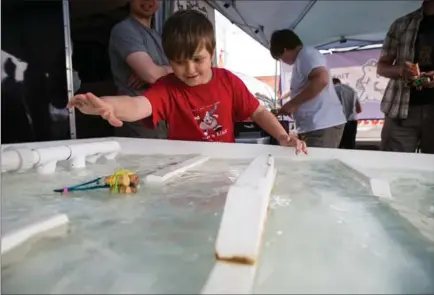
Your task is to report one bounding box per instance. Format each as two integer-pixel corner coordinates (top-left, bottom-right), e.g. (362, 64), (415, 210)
(1, 155), (250, 294)
(2, 157), (434, 294)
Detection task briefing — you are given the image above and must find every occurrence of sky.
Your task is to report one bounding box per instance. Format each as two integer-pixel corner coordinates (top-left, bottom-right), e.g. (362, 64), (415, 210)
(214, 10), (280, 77)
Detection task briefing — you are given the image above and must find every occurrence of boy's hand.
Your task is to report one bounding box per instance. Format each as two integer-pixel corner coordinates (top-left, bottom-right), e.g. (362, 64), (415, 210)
(278, 133), (308, 155)
(67, 93), (123, 127)
(279, 100), (299, 117)
(422, 71), (434, 88)
(400, 62), (419, 80)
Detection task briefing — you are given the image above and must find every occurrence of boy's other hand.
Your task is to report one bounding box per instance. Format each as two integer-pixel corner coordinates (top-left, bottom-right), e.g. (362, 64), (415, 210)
(67, 93), (123, 127)
(422, 71), (434, 88)
(401, 62), (419, 80)
(278, 133), (308, 155)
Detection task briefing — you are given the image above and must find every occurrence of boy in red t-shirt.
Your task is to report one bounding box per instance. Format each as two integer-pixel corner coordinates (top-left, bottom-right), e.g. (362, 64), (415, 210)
(68, 10), (307, 154)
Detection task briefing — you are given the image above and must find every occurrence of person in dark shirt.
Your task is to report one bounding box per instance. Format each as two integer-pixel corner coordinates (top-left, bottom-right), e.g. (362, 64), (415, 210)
(377, 0), (434, 154)
(333, 78), (362, 149)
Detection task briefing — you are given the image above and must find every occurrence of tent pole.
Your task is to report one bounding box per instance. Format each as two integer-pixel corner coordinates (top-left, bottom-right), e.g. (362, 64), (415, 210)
(290, 0), (317, 30)
(62, 0), (76, 139)
(274, 60), (279, 110)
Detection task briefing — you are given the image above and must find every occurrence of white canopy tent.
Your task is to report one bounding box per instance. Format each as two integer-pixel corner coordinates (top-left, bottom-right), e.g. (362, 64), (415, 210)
(205, 0), (422, 50)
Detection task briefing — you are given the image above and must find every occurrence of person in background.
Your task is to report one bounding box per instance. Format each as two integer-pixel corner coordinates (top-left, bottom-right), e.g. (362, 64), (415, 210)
(333, 78), (362, 149)
(269, 29), (347, 148)
(68, 10), (307, 155)
(109, 0), (172, 139)
(377, 0), (434, 153)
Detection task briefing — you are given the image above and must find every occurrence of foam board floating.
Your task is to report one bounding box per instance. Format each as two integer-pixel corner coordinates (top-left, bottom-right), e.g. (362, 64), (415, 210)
(338, 161), (393, 200)
(215, 154), (276, 265)
(145, 154), (210, 184)
(1, 214), (69, 266)
(201, 261), (257, 294)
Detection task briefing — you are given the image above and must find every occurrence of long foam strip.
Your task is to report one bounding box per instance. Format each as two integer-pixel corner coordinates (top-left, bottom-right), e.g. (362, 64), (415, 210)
(145, 154), (210, 184)
(201, 261), (257, 294)
(215, 154), (276, 264)
(338, 161), (392, 200)
(1, 214), (69, 265)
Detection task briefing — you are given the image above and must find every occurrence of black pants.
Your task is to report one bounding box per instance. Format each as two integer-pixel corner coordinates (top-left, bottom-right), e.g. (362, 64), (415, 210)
(339, 120), (358, 149)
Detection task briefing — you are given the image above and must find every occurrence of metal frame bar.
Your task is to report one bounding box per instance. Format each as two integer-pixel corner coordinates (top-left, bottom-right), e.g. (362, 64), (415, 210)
(316, 38), (383, 50)
(205, 0), (268, 46)
(273, 60), (279, 110)
(290, 0), (317, 30)
(62, 0), (77, 139)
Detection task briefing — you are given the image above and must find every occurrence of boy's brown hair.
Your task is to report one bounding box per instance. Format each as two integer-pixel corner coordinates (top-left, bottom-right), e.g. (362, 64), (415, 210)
(269, 29), (303, 60)
(162, 9), (216, 61)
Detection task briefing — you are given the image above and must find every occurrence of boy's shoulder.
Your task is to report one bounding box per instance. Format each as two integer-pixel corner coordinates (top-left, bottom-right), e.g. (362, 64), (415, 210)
(213, 67), (240, 83)
(151, 68), (240, 90)
(153, 73), (178, 88)
(300, 46), (321, 59)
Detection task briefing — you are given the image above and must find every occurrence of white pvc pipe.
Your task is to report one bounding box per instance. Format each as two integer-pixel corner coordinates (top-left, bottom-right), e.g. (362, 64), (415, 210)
(67, 141), (120, 169)
(1, 149), (24, 172)
(1, 148), (38, 173)
(1, 141), (121, 174)
(34, 146), (72, 174)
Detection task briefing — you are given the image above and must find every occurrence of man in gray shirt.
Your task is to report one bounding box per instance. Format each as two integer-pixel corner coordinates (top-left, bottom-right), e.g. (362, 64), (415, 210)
(108, 0), (172, 138)
(333, 78), (362, 149)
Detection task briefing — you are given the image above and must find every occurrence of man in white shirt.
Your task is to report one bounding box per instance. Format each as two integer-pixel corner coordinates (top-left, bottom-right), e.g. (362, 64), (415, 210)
(333, 78), (362, 149)
(270, 29), (347, 148)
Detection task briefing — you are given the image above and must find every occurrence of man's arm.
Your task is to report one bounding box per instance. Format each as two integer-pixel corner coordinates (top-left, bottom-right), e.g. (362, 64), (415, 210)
(355, 99), (362, 114)
(110, 24), (172, 84)
(103, 95), (153, 122)
(377, 21), (401, 79)
(286, 67), (329, 108)
(279, 91), (291, 100)
(126, 52), (172, 84)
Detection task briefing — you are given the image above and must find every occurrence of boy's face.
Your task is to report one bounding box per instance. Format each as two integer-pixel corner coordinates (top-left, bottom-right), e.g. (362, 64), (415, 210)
(279, 49), (298, 65)
(170, 47), (214, 87)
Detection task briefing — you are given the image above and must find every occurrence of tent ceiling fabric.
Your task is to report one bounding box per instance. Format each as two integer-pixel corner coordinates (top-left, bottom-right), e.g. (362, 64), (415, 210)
(208, 0), (423, 50)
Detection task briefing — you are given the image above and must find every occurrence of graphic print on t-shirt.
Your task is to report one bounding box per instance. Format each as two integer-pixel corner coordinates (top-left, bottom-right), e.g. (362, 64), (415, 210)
(418, 34), (433, 68)
(193, 102), (227, 140)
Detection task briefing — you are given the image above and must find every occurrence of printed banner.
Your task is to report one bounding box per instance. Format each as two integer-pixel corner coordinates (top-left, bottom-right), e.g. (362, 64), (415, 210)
(280, 49), (388, 120)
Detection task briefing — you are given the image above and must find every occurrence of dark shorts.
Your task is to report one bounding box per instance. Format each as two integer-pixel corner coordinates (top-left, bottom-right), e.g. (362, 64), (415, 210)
(299, 124), (345, 148)
(381, 104), (434, 154)
(339, 120), (358, 149)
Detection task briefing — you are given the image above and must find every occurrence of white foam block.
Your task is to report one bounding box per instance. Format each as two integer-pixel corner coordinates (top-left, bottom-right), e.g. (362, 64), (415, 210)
(370, 178), (392, 199)
(145, 155), (210, 184)
(1, 214), (69, 265)
(338, 161), (393, 200)
(215, 155), (276, 264)
(201, 261), (257, 294)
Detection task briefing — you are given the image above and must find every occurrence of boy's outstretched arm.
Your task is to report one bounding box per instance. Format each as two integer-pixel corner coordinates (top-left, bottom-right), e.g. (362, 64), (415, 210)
(68, 93), (152, 127)
(251, 105), (308, 155)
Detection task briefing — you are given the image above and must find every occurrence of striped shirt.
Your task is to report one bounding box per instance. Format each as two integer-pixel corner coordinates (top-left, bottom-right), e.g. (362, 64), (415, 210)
(380, 8), (423, 119)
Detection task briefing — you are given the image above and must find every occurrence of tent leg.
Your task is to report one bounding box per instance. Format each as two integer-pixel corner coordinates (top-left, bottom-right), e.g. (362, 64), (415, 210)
(274, 60), (279, 110)
(62, 0), (76, 140)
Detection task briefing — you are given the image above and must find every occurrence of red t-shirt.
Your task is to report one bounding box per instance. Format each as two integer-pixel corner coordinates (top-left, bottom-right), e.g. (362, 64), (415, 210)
(142, 68), (260, 142)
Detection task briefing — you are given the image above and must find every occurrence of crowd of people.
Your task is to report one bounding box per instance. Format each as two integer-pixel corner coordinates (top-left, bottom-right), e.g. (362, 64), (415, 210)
(69, 0), (434, 155)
